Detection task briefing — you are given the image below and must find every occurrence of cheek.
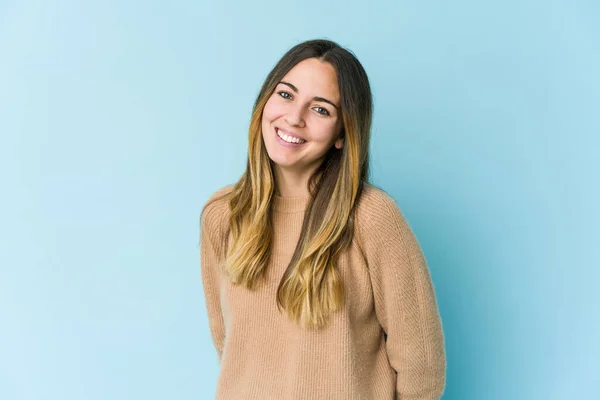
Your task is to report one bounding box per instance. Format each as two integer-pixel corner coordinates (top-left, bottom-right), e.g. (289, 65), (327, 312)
(262, 97), (282, 122)
(311, 119), (340, 142)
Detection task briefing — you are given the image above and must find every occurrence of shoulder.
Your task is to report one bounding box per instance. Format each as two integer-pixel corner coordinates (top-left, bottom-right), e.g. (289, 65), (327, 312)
(200, 183), (235, 237)
(354, 182), (413, 246)
(355, 182), (405, 224)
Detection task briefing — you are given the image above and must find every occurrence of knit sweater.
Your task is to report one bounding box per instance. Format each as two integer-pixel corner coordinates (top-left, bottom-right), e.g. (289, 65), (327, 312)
(200, 183), (446, 399)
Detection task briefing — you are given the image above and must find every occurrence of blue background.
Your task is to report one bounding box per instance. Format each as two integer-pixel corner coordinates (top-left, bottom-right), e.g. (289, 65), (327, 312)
(1, 1), (598, 399)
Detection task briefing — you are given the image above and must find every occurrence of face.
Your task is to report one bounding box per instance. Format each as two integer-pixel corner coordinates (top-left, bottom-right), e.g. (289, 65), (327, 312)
(261, 58), (344, 174)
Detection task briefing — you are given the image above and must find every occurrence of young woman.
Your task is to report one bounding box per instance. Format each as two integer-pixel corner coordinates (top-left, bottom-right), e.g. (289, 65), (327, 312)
(200, 39), (446, 399)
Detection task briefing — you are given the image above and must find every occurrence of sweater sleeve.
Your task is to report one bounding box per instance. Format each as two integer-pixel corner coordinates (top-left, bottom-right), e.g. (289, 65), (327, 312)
(357, 192), (446, 399)
(200, 202), (227, 364)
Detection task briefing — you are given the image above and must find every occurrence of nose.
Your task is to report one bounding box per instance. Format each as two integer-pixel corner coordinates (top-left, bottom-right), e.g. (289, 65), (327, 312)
(284, 103), (306, 128)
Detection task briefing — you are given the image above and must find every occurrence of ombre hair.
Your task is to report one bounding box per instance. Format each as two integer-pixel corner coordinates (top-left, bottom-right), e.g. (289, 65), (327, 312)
(202, 38), (373, 330)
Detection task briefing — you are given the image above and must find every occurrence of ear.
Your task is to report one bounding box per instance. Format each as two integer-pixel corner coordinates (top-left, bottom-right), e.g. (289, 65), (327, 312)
(335, 130), (345, 149)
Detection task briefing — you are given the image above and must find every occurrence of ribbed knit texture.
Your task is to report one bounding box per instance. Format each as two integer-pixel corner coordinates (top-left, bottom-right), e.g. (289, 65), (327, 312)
(200, 183), (446, 399)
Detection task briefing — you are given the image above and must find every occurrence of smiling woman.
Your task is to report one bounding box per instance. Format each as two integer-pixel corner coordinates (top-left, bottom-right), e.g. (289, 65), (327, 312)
(200, 38), (446, 399)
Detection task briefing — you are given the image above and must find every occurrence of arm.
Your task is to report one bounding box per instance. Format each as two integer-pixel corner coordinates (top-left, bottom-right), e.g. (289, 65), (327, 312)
(358, 193), (446, 399)
(200, 204), (227, 364)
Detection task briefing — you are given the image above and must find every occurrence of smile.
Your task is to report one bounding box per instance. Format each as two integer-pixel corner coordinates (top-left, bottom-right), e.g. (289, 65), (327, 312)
(276, 128), (307, 144)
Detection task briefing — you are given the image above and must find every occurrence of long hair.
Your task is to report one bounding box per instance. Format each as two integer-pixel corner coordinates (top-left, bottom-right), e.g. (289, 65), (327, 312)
(205, 38), (373, 330)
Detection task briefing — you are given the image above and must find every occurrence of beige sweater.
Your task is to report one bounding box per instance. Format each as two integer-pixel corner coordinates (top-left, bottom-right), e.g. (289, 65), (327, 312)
(200, 183), (446, 399)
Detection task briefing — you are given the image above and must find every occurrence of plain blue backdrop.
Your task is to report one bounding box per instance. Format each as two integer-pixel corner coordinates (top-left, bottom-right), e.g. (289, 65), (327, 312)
(1, 1), (598, 399)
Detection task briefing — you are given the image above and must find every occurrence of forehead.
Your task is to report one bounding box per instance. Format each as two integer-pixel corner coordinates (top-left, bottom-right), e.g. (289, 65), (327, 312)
(280, 58), (339, 101)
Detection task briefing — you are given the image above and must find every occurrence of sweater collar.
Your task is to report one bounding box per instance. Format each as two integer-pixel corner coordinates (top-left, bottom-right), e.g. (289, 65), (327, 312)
(272, 192), (310, 213)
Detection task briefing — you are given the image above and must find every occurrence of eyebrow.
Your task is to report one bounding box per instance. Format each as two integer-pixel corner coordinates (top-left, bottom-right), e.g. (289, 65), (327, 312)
(278, 81), (339, 110)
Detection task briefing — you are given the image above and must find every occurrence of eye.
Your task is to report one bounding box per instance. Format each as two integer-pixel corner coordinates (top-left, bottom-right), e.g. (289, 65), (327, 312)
(314, 106), (330, 116)
(277, 90), (331, 116)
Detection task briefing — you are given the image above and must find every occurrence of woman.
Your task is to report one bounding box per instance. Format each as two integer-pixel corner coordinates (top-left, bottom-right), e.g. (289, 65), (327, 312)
(200, 39), (446, 399)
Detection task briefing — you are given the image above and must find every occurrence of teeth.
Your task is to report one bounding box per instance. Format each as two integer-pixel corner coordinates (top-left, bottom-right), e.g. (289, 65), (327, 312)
(277, 128), (305, 144)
